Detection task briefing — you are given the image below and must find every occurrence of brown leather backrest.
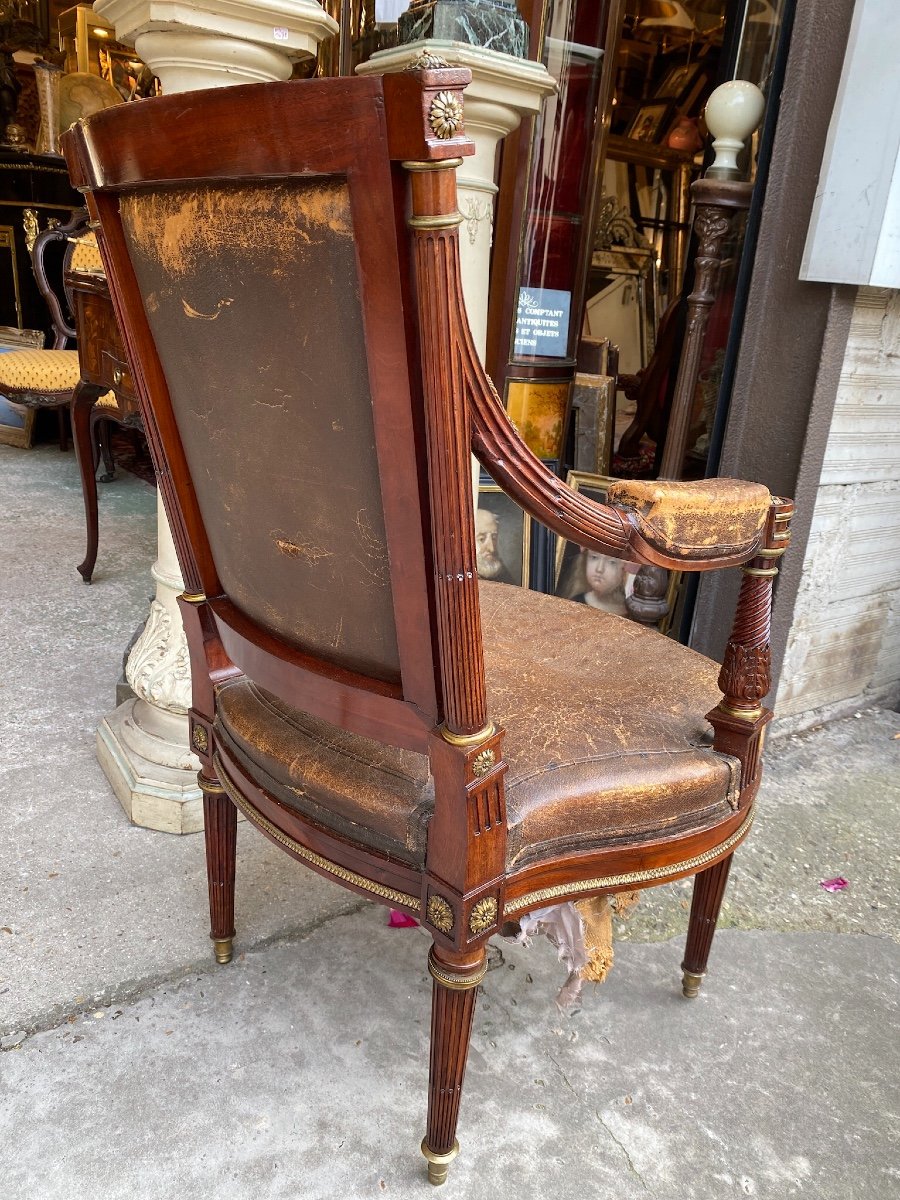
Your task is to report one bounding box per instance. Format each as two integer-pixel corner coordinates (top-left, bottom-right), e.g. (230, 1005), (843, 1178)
(63, 77), (443, 740)
(118, 178), (400, 682)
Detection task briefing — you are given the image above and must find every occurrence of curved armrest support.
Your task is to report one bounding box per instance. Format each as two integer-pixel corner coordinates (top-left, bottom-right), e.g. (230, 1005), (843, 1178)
(467, 368), (631, 558)
(464, 345), (769, 571)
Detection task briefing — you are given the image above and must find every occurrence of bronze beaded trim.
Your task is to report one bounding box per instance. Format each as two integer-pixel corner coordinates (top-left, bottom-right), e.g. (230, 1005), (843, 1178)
(213, 753), (422, 913)
(504, 808), (755, 916)
(427, 949), (487, 991)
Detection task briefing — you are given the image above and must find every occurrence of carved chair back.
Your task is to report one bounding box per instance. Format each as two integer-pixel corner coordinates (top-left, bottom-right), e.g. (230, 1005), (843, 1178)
(31, 207), (92, 349)
(63, 76), (478, 754)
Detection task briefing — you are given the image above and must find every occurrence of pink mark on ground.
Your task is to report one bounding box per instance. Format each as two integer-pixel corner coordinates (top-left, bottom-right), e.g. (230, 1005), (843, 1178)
(388, 909), (419, 928)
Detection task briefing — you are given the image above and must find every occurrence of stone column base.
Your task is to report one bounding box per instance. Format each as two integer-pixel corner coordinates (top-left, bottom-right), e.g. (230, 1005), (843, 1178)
(97, 699), (203, 834)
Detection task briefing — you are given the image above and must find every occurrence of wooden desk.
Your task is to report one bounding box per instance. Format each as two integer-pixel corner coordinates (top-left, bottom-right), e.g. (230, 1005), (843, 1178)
(66, 265), (144, 582)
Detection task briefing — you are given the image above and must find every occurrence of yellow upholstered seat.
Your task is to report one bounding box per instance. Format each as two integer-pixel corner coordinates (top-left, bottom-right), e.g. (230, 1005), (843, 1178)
(0, 349), (81, 395)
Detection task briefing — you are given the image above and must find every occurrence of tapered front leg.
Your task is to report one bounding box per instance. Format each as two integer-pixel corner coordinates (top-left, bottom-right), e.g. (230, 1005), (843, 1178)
(681, 853), (733, 997)
(200, 771), (237, 964)
(422, 945), (486, 1185)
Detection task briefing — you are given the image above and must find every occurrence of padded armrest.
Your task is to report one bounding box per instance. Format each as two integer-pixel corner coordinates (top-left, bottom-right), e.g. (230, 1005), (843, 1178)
(606, 478), (771, 562)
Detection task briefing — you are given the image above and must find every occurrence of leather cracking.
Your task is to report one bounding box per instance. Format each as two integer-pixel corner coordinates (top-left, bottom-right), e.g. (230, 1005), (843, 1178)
(607, 477), (770, 558)
(215, 583), (742, 868)
(120, 180), (401, 682)
(215, 679), (433, 864)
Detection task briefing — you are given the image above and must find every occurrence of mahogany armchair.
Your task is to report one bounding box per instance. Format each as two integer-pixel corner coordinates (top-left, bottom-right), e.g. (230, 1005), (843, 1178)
(63, 64), (792, 1187)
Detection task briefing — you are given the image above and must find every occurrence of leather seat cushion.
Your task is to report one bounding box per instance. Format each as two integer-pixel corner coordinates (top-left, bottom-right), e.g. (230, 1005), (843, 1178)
(215, 682), (434, 862)
(0, 349), (80, 396)
(607, 477), (769, 559)
(480, 584), (739, 866)
(214, 582), (740, 868)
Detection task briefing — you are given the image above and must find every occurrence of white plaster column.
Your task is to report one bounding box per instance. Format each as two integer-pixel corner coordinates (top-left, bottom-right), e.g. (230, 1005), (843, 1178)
(94, 0), (337, 90)
(358, 41), (554, 360)
(93, 0), (337, 833)
(358, 40), (555, 499)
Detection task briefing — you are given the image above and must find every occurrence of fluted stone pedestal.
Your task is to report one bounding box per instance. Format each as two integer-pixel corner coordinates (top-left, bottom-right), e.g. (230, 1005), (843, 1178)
(92, 0), (336, 832)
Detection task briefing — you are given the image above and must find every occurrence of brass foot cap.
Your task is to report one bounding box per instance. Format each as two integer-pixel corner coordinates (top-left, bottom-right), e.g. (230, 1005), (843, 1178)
(213, 937), (233, 965)
(421, 1138), (459, 1186)
(682, 969), (705, 999)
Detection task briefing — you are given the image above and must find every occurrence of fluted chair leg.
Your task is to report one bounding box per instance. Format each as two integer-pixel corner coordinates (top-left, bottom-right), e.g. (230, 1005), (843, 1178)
(422, 946), (487, 1185)
(681, 853), (734, 998)
(200, 771), (237, 965)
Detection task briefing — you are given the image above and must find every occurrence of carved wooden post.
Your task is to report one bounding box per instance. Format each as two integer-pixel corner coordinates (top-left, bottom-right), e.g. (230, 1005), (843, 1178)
(625, 563), (670, 627)
(422, 945), (487, 1185)
(658, 80), (765, 480)
(385, 60), (507, 1184)
(683, 497), (793, 997)
(657, 181), (750, 479)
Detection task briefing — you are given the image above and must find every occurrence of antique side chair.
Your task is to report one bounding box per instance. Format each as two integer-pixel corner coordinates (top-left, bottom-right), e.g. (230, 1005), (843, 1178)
(0, 208), (91, 450)
(0, 210), (122, 580)
(63, 65), (792, 1186)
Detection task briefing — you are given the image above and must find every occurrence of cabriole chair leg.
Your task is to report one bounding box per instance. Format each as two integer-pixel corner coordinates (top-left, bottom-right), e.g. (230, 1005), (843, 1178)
(422, 945), (487, 1185)
(200, 771), (237, 965)
(681, 853), (734, 998)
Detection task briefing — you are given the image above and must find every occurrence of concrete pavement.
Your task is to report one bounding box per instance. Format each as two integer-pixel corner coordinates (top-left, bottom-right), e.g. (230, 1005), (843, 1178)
(1, 444), (898, 1198)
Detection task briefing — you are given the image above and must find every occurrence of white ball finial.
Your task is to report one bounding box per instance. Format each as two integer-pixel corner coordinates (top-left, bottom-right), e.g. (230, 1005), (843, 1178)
(704, 80), (765, 179)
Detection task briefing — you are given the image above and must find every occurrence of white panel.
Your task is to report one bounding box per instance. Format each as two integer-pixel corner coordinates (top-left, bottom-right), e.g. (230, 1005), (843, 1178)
(819, 290), (900, 485)
(800, 0), (900, 287)
(777, 478), (900, 716)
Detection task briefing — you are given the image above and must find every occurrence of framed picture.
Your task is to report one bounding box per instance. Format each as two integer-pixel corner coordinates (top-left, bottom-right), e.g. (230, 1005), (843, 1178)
(476, 472), (532, 588)
(59, 4), (156, 97)
(0, 340), (41, 448)
(625, 102), (672, 144)
(98, 45), (157, 101)
(653, 61), (701, 102)
(554, 472), (680, 633)
(0, 396), (36, 449)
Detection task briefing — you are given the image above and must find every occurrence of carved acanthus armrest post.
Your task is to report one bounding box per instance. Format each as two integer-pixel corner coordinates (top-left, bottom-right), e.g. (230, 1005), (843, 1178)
(706, 497), (793, 798)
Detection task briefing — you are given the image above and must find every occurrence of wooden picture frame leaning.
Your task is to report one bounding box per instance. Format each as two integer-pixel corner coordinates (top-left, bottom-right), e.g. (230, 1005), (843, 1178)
(555, 471), (680, 633)
(0, 397), (36, 448)
(625, 102), (672, 143)
(0, 335), (43, 448)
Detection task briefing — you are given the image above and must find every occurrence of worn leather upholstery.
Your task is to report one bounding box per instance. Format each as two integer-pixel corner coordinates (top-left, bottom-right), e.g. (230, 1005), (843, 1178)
(216, 680), (434, 862)
(607, 477), (770, 561)
(120, 179), (400, 682)
(215, 583), (740, 868)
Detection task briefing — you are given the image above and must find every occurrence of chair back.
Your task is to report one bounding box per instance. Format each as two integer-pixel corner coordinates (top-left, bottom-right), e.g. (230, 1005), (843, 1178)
(63, 75), (479, 751)
(31, 208), (92, 349)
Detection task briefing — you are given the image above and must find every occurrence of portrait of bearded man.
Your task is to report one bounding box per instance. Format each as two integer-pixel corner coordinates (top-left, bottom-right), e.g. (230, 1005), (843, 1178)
(475, 507), (515, 584)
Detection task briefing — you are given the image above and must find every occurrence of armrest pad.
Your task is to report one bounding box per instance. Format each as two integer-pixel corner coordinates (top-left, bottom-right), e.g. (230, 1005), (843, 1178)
(606, 478), (770, 561)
